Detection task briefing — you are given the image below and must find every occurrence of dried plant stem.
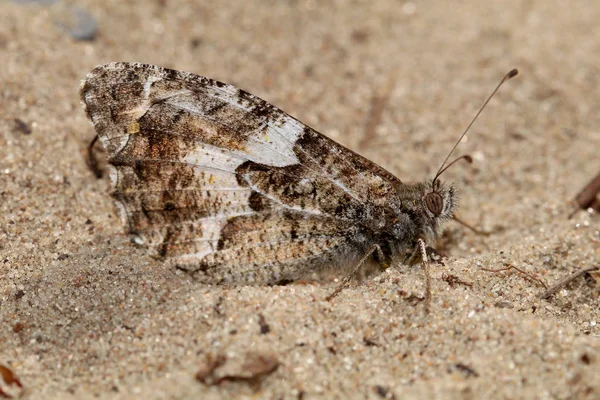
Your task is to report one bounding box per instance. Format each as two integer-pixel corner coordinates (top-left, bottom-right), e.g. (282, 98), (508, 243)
(479, 263), (548, 289)
(540, 265), (599, 299)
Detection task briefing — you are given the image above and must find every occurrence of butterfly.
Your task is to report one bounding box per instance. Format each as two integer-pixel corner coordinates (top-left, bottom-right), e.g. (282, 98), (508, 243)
(81, 62), (516, 301)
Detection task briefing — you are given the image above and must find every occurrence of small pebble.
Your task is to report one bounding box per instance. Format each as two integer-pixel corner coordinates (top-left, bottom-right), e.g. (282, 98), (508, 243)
(13, 118), (32, 135)
(11, 0), (98, 41)
(55, 6), (98, 41)
(494, 300), (514, 309)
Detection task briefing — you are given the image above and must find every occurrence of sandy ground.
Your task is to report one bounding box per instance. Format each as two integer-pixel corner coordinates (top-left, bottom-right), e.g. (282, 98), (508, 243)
(1, 1), (599, 399)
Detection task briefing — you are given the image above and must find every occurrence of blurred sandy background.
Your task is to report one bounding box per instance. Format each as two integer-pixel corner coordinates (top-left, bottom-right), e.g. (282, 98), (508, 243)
(1, 0), (598, 398)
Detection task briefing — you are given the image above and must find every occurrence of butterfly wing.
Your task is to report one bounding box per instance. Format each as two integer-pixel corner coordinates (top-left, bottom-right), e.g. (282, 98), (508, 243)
(81, 62), (401, 283)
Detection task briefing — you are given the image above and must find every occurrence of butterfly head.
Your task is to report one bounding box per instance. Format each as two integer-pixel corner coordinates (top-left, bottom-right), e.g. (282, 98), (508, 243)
(412, 155), (472, 236)
(389, 179), (457, 243)
(394, 179), (457, 243)
(422, 179), (456, 221)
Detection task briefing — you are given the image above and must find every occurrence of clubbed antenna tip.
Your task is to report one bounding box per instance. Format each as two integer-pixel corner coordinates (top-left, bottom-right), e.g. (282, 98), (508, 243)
(433, 68), (519, 184)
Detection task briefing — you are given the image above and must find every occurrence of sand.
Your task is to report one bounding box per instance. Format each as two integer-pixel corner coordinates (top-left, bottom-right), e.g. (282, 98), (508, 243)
(1, 1), (598, 399)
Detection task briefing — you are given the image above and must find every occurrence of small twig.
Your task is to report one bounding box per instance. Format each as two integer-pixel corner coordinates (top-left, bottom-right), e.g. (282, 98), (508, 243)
(453, 363), (479, 378)
(13, 118), (32, 135)
(452, 214), (490, 236)
(479, 263), (548, 289)
(359, 72), (396, 149)
(568, 170), (600, 219)
(442, 272), (473, 288)
(540, 265), (599, 299)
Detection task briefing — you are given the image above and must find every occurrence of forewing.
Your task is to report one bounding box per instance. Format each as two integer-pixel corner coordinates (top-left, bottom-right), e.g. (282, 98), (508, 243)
(81, 62), (399, 280)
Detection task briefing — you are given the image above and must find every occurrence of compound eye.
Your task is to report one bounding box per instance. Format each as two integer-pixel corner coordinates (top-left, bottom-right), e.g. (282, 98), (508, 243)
(425, 192), (444, 216)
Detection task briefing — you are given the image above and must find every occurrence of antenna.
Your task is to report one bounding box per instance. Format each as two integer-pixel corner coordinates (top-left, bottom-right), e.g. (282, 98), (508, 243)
(432, 68), (518, 185)
(435, 155), (473, 185)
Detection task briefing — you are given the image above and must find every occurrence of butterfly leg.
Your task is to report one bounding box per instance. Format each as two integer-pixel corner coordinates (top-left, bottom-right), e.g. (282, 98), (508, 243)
(325, 244), (382, 301)
(417, 238), (431, 312)
(87, 134), (103, 178)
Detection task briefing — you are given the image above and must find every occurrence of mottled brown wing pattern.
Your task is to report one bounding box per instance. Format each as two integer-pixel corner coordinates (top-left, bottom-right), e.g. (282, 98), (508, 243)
(81, 62), (402, 283)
